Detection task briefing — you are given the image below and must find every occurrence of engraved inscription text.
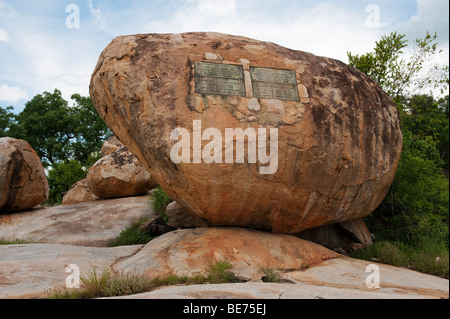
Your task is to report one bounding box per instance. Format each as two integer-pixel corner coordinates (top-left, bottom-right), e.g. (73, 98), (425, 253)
(250, 67), (299, 101)
(195, 62), (245, 97)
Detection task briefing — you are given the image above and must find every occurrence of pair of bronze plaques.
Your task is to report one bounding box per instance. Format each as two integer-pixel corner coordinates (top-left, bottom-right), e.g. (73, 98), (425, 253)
(194, 61), (300, 102)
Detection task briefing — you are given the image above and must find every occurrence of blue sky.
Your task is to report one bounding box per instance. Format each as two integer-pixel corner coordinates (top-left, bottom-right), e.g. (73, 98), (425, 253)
(0, 0), (448, 113)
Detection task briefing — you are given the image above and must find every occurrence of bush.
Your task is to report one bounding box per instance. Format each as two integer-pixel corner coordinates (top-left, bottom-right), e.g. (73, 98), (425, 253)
(367, 126), (449, 248)
(350, 240), (449, 279)
(150, 186), (172, 220)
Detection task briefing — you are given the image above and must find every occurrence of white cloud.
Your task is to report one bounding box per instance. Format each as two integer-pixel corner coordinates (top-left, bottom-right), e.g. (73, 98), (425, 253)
(197, 0), (236, 15)
(143, 1), (383, 63)
(0, 84), (28, 103)
(396, 0), (449, 44)
(88, 0), (107, 31)
(0, 28), (8, 42)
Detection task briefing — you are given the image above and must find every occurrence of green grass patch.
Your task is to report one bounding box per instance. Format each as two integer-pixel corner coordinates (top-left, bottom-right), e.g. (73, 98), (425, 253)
(108, 218), (155, 247)
(260, 267), (283, 283)
(350, 240), (449, 279)
(0, 238), (30, 245)
(48, 267), (153, 299)
(48, 260), (241, 299)
(205, 260), (238, 283)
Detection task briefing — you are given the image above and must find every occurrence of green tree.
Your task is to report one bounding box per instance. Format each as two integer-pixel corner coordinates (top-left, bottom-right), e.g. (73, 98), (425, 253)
(348, 31), (449, 101)
(348, 31), (449, 249)
(3, 89), (112, 204)
(0, 106), (17, 137)
(47, 159), (89, 204)
(9, 89), (77, 167)
(70, 93), (112, 165)
(403, 94), (449, 172)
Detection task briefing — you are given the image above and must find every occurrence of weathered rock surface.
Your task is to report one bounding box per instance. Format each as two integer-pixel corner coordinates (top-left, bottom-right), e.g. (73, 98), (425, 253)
(112, 257), (449, 299)
(1, 240), (448, 299)
(166, 201), (210, 229)
(62, 178), (99, 205)
(100, 135), (124, 157)
(0, 194), (156, 246)
(114, 227), (341, 281)
(0, 137), (49, 213)
(90, 32), (402, 233)
(87, 146), (157, 199)
(0, 243), (143, 299)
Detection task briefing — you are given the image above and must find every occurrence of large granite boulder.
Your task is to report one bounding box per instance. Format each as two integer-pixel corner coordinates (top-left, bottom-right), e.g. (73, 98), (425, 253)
(87, 146), (157, 199)
(0, 137), (48, 213)
(90, 32), (402, 233)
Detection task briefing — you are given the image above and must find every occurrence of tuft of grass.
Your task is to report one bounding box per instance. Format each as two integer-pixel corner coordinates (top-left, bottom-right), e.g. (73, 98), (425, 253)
(260, 267), (283, 283)
(108, 217), (155, 247)
(0, 238), (30, 245)
(48, 267), (153, 299)
(206, 260), (238, 284)
(350, 240), (449, 279)
(151, 274), (207, 287)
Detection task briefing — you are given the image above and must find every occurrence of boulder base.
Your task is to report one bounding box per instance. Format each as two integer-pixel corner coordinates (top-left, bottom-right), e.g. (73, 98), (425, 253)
(114, 227), (340, 280)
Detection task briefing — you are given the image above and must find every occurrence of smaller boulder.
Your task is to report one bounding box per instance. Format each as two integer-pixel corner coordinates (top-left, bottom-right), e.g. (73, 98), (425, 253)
(62, 179), (99, 205)
(87, 146), (157, 199)
(100, 135), (124, 157)
(0, 137), (48, 213)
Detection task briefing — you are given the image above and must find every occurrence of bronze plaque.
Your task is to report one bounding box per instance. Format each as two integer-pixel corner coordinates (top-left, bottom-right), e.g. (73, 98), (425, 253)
(195, 62), (245, 96)
(250, 67), (299, 101)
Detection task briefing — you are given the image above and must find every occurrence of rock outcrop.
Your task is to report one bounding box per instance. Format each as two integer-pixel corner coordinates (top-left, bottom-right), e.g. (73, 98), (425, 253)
(90, 32), (402, 233)
(0, 137), (48, 213)
(62, 178), (99, 205)
(0, 243), (143, 299)
(87, 146), (157, 199)
(112, 257), (449, 299)
(1, 232), (448, 299)
(0, 194), (156, 246)
(114, 227), (340, 281)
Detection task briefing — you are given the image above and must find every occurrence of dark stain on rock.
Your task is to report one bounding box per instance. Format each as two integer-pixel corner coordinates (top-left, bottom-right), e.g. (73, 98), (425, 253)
(111, 147), (136, 168)
(210, 41), (221, 50)
(1, 149), (24, 213)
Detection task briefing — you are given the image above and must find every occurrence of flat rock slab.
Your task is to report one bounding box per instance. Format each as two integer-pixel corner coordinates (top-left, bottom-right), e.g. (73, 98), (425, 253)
(111, 257), (449, 299)
(113, 227), (340, 280)
(0, 194), (155, 247)
(0, 243), (143, 299)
